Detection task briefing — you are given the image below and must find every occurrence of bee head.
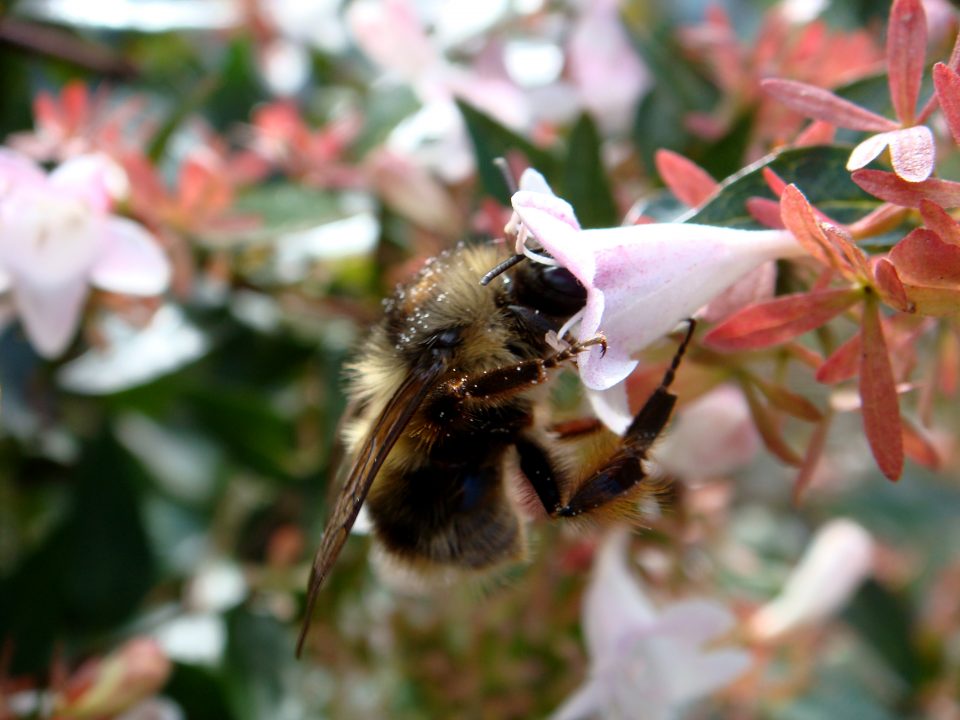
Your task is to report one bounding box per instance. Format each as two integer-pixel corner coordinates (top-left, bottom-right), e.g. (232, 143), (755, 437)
(510, 260), (587, 319)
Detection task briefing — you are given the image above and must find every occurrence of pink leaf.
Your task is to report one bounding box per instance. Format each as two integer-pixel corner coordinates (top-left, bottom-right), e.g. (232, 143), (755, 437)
(794, 120), (837, 146)
(703, 288), (861, 351)
(793, 415), (832, 504)
(746, 197), (785, 228)
(873, 257), (914, 312)
(933, 62), (960, 145)
(852, 170), (960, 208)
(859, 298), (904, 480)
(741, 380), (803, 467)
(919, 198), (960, 245)
(886, 0), (927, 124)
(889, 228), (960, 287)
(654, 150), (717, 207)
(761, 78), (899, 132)
(816, 331), (862, 384)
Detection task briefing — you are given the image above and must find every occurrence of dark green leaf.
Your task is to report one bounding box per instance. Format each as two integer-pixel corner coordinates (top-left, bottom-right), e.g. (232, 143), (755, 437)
(687, 145), (879, 227)
(561, 114), (618, 228)
(457, 99), (557, 203)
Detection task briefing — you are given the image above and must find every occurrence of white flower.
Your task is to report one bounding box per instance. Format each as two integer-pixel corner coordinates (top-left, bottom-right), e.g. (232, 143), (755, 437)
(0, 149), (170, 358)
(552, 531), (751, 720)
(749, 518), (874, 641)
(509, 180), (805, 432)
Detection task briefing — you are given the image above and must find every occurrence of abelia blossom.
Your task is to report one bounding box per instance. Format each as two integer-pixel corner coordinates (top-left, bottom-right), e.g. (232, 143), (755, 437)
(749, 518), (874, 640)
(510, 189), (805, 392)
(552, 530), (750, 720)
(0, 150), (170, 358)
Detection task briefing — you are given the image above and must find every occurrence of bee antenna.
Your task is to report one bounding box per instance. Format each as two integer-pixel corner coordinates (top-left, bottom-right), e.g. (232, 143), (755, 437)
(480, 253), (526, 286)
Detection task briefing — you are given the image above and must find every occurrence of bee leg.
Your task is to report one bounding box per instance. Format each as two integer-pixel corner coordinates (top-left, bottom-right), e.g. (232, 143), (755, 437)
(556, 320), (696, 518)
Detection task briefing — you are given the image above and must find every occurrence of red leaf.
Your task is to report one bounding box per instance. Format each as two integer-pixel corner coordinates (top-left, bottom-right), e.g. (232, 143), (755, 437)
(746, 197), (785, 228)
(795, 120), (837, 146)
(852, 169), (960, 208)
(918, 198), (960, 245)
(873, 257), (914, 312)
(933, 62), (960, 146)
(889, 228), (960, 287)
(703, 288), (861, 351)
(847, 203), (909, 238)
(752, 376), (823, 421)
(780, 184), (845, 270)
(816, 330), (862, 384)
(761, 167), (787, 196)
(823, 223), (870, 280)
(793, 415), (833, 504)
(761, 78), (899, 131)
(741, 380), (803, 467)
(654, 149), (717, 207)
(887, 0), (927, 124)
(859, 298), (904, 480)
(902, 418), (942, 469)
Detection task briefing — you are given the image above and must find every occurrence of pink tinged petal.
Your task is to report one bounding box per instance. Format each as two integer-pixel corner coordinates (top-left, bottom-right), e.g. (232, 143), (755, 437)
(654, 384), (760, 478)
(517, 167), (555, 195)
(853, 169), (960, 207)
(887, 0), (927, 124)
(90, 218), (171, 296)
(585, 383), (632, 436)
(346, 0), (439, 81)
(760, 79), (899, 132)
(48, 153), (125, 211)
(887, 125), (935, 181)
(663, 648), (751, 706)
(701, 261), (777, 323)
(574, 225), (804, 390)
(847, 132), (894, 171)
(568, 1), (649, 131)
(933, 62), (960, 145)
(749, 519), (873, 640)
(0, 148), (46, 194)
(12, 277), (89, 358)
(0, 267), (11, 293)
(0, 190), (104, 285)
(510, 190), (586, 269)
(549, 682), (603, 720)
(583, 530), (658, 661)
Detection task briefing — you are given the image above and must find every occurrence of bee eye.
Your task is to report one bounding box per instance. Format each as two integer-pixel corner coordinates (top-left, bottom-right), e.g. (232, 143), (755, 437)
(540, 267), (586, 300)
(430, 329), (461, 349)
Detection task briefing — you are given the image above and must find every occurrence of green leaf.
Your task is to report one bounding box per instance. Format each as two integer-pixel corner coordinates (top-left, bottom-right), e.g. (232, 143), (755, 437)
(843, 580), (925, 690)
(167, 664), (238, 720)
(561, 114), (618, 228)
(687, 145), (879, 228)
(456, 99), (557, 203)
(224, 609), (299, 720)
(226, 183), (343, 245)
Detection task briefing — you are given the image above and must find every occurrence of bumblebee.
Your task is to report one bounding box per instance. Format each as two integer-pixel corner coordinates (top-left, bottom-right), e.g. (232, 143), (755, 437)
(296, 243), (693, 655)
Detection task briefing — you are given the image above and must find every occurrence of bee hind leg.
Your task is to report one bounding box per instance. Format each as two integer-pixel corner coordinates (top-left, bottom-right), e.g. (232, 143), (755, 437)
(549, 320), (695, 520)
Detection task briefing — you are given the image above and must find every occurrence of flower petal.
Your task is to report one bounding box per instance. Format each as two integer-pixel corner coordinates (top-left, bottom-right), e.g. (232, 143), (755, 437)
(511, 190), (588, 273)
(585, 383), (632, 436)
(49, 153), (125, 211)
(887, 125), (935, 182)
(749, 519), (873, 640)
(846, 131), (893, 171)
(12, 277), (89, 358)
(90, 218), (171, 296)
(574, 225), (803, 389)
(583, 530), (657, 661)
(548, 681), (603, 720)
(0, 148), (46, 194)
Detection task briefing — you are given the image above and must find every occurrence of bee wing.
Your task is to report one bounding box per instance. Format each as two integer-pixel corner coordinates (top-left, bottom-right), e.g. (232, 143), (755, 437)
(296, 358), (446, 656)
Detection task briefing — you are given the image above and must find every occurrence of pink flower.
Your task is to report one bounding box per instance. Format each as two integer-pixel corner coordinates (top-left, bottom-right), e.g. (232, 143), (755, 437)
(748, 518), (874, 641)
(0, 150), (170, 358)
(552, 531), (750, 720)
(510, 190), (805, 391)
